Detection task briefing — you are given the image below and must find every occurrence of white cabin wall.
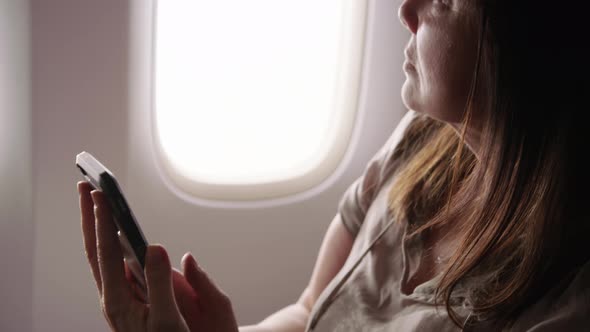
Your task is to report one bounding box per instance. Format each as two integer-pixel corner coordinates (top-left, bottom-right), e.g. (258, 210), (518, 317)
(0, 1), (32, 331)
(31, 0), (129, 331)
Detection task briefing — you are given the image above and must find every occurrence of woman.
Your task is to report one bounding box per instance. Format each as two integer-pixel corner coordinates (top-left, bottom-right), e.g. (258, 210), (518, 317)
(78, 0), (589, 330)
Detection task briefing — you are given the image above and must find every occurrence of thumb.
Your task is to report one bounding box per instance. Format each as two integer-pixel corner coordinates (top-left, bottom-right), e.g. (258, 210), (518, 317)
(145, 245), (181, 317)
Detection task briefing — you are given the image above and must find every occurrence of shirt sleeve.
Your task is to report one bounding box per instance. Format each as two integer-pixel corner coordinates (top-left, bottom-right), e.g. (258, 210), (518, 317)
(337, 110), (417, 237)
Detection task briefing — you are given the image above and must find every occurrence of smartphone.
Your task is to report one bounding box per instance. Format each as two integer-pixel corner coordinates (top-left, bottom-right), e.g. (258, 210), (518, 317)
(76, 151), (148, 300)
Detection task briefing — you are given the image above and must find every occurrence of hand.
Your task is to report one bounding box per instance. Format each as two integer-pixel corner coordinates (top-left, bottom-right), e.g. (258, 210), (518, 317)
(79, 181), (189, 331)
(78, 181), (239, 332)
(177, 251), (239, 332)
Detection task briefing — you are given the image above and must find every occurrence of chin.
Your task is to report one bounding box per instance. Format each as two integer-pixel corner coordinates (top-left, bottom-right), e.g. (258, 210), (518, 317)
(401, 81), (465, 124)
(401, 80), (422, 113)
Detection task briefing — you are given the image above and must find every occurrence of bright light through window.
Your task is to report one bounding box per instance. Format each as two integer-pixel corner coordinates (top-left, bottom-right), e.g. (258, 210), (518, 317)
(155, 0), (367, 200)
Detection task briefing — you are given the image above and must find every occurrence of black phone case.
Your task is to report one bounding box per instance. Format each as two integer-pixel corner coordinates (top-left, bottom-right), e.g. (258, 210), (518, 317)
(100, 172), (148, 268)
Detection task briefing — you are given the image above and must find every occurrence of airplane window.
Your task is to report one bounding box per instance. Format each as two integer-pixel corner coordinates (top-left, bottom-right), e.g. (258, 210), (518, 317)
(154, 0), (367, 201)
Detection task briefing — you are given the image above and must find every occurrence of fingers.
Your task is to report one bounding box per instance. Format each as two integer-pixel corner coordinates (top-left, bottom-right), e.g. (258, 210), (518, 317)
(182, 253), (230, 305)
(125, 262), (147, 303)
(172, 268), (199, 308)
(145, 245), (182, 318)
(78, 181), (102, 294)
(181, 254), (238, 332)
(172, 268), (201, 330)
(92, 190), (132, 311)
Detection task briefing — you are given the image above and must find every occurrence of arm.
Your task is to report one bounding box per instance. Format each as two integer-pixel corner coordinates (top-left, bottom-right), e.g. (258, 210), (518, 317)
(239, 213), (355, 332)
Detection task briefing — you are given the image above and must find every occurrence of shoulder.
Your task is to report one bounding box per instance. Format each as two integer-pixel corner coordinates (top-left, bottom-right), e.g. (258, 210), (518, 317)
(372, 110), (429, 164)
(374, 110), (439, 180)
(336, 110), (428, 231)
(510, 260), (590, 331)
(383, 109), (431, 152)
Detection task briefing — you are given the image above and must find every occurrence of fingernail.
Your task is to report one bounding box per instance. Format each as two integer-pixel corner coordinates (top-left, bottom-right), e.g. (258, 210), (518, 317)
(181, 252), (191, 266)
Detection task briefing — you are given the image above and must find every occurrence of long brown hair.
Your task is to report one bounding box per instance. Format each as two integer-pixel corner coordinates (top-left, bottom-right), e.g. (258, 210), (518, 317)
(388, 0), (589, 328)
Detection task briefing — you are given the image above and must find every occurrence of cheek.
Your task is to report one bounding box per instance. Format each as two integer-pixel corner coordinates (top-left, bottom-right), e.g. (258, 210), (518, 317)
(422, 35), (462, 118)
(428, 57), (467, 120)
(414, 27), (476, 122)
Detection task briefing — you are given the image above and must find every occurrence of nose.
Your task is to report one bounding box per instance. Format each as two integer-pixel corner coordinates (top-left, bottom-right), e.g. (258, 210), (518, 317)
(398, 0), (418, 34)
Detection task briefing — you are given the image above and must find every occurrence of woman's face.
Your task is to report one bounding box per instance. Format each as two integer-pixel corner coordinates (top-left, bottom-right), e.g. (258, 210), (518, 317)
(399, 0), (479, 125)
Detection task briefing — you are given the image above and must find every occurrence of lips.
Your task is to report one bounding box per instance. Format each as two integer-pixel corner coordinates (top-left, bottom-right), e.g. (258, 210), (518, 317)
(404, 48), (416, 71)
(403, 60), (416, 73)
